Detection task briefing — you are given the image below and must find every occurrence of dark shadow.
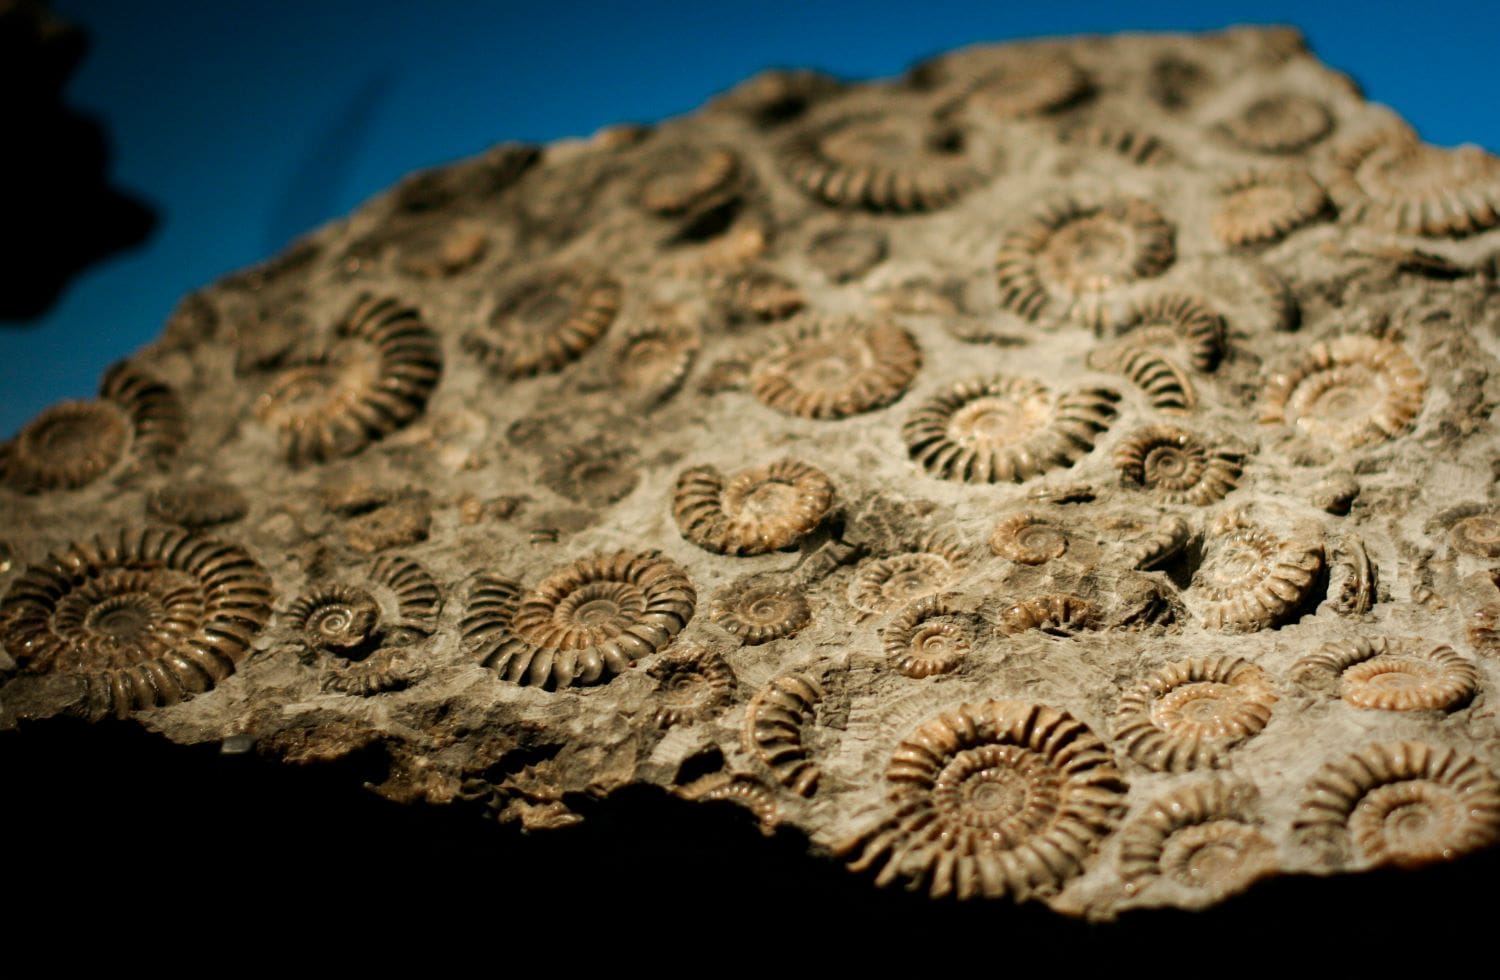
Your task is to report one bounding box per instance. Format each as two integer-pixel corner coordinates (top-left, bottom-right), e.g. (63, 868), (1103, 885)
(263, 71), (394, 256)
(0, 1), (156, 323)
(1, 717), (1495, 962)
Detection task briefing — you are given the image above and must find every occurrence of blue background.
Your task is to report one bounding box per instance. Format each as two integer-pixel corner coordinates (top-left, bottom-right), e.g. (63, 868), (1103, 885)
(5, 0), (1498, 437)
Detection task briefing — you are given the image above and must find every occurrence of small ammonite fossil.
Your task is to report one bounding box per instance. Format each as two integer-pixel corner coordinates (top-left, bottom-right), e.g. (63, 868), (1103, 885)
(997, 593), (1096, 636)
(744, 671), (824, 796)
(0, 361), (184, 494)
(145, 480), (249, 529)
(256, 295), (442, 466)
(1217, 92), (1334, 155)
(938, 49), (1091, 118)
(1295, 741), (1500, 868)
(287, 585), (382, 656)
(461, 551), (695, 689)
(1100, 291), (1226, 372)
(748, 316), (921, 420)
(1121, 514), (1193, 571)
(0, 526), (274, 717)
(840, 699), (1127, 901)
(1114, 424), (1243, 506)
(881, 594), (971, 678)
(636, 142), (741, 216)
(672, 459), (835, 556)
(806, 227), (888, 283)
(647, 644), (734, 727)
(1448, 513), (1500, 559)
(904, 375), (1119, 484)
(1088, 346), (1197, 415)
(989, 511), (1070, 565)
(540, 441), (640, 509)
(465, 269), (622, 378)
(778, 111), (985, 212)
(849, 531), (971, 615)
(677, 772), (781, 833)
(1292, 638), (1478, 712)
(1118, 779), (1277, 904)
(710, 576), (812, 644)
(611, 321), (700, 407)
(1114, 656), (1276, 772)
(1261, 335), (1425, 450)
(1212, 168), (1329, 245)
(994, 195), (1176, 324)
(1324, 124), (1500, 237)
(1189, 513), (1324, 632)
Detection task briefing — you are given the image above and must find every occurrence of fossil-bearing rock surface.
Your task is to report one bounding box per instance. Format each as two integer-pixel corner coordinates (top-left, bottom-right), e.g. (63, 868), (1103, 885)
(5, 25), (1500, 921)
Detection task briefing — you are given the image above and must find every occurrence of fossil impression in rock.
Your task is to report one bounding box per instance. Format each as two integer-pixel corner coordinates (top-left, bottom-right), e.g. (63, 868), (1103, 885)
(6, 25), (1500, 922)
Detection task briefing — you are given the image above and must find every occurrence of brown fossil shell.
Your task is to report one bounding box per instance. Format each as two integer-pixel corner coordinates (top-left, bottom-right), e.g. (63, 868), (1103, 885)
(1293, 638), (1478, 712)
(1324, 124), (1500, 237)
(648, 644), (734, 727)
(1121, 515), (1193, 571)
(611, 321), (700, 406)
(779, 111), (985, 212)
(465, 269), (621, 378)
(1102, 292), (1226, 372)
(256, 295), (441, 466)
(904, 375), (1119, 484)
(1086, 346), (1197, 415)
(881, 594), (971, 678)
(849, 532), (972, 615)
(0, 362), (184, 494)
(146, 480), (249, 529)
(1114, 655), (1276, 771)
(1118, 779), (1277, 904)
(1212, 168), (1329, 245)
(1190, 514), (1324, 632)
(461, 551), (695, 689)
(997, 593), (1096, 636)
(1295, 741), (1500, 868)
(672, 459), (835, 556)
(1217, 92), (1333, 154)
(541, 441), (639, 508)
(745, 672), (824, 796)
(636, 143), (741, 216)
(1261, 335), (1425, 450)
(989, 511), (1070, 565)
(710, 577), (812, 644)
(1114, 424), (1243, 506)
(994, 195), (1176, 324)
(748, 316), (921, 419)
(677, 772), (781, 832)
(1448, 513), (1500, 559)
(841, 699), (1127, 901)
(0, 527), (274, 717)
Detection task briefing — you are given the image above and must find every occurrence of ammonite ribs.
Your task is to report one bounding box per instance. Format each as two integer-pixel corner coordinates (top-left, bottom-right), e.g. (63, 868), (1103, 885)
(5, 27), (1500, 921)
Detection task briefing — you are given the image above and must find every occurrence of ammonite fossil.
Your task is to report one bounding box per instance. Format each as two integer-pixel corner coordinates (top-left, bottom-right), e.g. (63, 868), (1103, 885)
(748, 316), (921, 419)
(672, 459), (835, 555)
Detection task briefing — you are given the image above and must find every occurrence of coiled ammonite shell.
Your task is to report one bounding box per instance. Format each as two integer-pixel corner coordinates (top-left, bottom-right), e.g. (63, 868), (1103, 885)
(672, 459), (834, 555)
(749, 316), (921, 419)
(0, 527), (273, 716)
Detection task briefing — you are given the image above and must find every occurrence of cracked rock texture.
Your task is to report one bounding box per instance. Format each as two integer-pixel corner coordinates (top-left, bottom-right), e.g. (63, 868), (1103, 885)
(5, 25), (1500, 920)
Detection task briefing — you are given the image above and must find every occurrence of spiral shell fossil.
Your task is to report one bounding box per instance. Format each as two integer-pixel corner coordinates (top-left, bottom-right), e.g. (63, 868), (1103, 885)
(904, 376), (1119, 484)
(146, 480), (248, 529)
(849, 532), (971, 615)
(1261, 335), (1425, 450)
(256, 295), (441, 466)
(1292, 638), (1478, 712)
(1218, 92), (1333, 155)
(1118, 779), (1277, 903)
(1295, 742), (1500, 868)
(710, 577), (811, 644)
(0, 527), (274, 717)
(1114, 424), (1243, 506)
(994, 196), (1175, 324)
(748, 316), (921, 420)
(1102, 292), (1226, 372)
(1, 362), (184, 494)
(779, 112), (984, 212)
(636, 143), (741, 216)
(1212, 168), (1329, 245)
(461, 551), (695, 688)
(1190, 515), (1324, 632)
(1324, 125), (1500, 237)
(745, 672), (824, 796)
(465, 270), (621, 378)
(1115, 656), (1276, 772)
(989, 511), (1070, 565)
(1448, 513), (1500, 559)
(841, 700), (1127, 901)
(882, 594), (971, 678)
(672, 459), (834, 556)
(648, 644), (734, 727)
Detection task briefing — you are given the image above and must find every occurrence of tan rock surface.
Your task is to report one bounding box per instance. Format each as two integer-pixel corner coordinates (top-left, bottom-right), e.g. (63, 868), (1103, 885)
(5, 25), (1500, 921)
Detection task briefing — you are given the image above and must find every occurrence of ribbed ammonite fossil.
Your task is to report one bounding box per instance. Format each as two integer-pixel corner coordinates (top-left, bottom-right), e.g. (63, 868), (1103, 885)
(6, 27), (1500, 923)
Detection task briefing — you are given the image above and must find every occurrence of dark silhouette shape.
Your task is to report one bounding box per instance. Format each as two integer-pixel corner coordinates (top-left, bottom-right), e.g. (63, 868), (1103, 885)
(0, 0), (156, 322)
(263, 72), (394, 256)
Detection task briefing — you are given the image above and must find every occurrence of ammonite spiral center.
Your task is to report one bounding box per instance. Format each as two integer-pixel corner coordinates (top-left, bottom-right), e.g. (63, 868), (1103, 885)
(1347, 661), (1434, 692)
(878, 555), (952, 605)
(1451, 516), (1500, 556)
(1041, 216), (1132, 290)
(736, 479), (800, 519)
(821, 121), (920, 164)
(1351, 782), (1457, 862)
(1160, 823), (1266, 888)
(933, 744), (1063, 842)
(949, 395), (1045, 445)
(743, 589), (794, 624)
(1206, 537), (1274, 589)
(555, 581), (647, 638)
(1296, 368), (1380, 422)
(912, 621), (965, 655)
(781, 344), (865, 392)
(1143, 445), (1200, 486)
(514, 287), (574, 330)
(83, 593), (162, 643)
(1154, 682), (1252, 737)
